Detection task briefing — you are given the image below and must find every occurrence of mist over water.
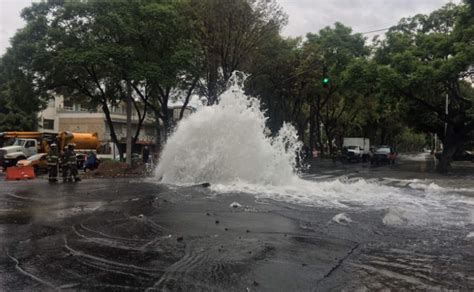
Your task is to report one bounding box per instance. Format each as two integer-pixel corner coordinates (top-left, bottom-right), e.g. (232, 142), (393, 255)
(155, 77), (474, 228)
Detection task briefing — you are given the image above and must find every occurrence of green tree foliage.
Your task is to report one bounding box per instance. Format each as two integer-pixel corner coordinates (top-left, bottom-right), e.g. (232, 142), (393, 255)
(4, 0), (200, 158)
(247, 23), (373, 154)
(376, 3), (474, 172)
(188, 0), (287, 104)
(1, 0), (472, 174)
(0, 9), (49, 132)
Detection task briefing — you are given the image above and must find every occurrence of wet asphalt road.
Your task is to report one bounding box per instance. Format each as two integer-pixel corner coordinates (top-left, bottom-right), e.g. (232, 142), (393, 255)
(0, 155), (473, 291)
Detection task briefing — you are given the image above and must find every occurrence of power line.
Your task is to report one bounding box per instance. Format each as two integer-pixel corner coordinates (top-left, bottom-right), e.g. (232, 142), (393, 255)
(359, 27), (392, 34)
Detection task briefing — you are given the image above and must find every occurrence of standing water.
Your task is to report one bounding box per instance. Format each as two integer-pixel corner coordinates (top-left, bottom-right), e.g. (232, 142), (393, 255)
(156, 78), (474, 228)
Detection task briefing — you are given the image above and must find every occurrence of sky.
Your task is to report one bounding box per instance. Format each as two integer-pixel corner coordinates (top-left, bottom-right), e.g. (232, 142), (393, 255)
(0, 0), (458, 55)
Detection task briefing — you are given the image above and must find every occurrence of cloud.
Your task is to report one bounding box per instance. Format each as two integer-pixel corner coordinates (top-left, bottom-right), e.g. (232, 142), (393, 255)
(0, 0), (461, 55)
(0, 0), (31, 55)
(278, 0), (458, 37)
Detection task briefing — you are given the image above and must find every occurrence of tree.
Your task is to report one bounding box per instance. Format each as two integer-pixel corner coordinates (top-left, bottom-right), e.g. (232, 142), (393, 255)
(304, 23), (369, 154)
(7, 0), (201, 160)
(0, 52), (43, 132)
(188, 0), (287, 105)
(122, 0), (202, 140)
(376, 3), (474, 172)
(245, 34), (304, 134)
(0, 4), (51, 133)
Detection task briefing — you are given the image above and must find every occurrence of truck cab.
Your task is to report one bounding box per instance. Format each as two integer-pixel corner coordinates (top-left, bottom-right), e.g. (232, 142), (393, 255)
(342, 137), (371, 162)
(0, 138), (38, 169)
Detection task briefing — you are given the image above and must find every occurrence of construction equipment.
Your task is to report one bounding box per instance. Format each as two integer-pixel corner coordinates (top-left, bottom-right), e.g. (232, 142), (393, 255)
(0, 131), (100, 169)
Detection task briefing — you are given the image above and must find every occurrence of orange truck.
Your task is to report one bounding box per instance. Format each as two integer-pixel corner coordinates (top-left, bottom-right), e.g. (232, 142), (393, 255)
(0, 131), (100, 169)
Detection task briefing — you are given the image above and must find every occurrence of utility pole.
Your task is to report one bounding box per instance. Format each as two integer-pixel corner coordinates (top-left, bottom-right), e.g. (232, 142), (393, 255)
(126, 83), (132, 167)
(444, 93), (449, 139)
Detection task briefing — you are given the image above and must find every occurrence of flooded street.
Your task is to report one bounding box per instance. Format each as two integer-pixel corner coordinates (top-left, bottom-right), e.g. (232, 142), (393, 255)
(0, 155), (473, 291)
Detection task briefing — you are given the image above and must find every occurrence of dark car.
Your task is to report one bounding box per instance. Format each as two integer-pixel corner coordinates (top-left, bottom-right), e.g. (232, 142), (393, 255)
(371, 146), (397, 165)
(435, 150), (473, 162)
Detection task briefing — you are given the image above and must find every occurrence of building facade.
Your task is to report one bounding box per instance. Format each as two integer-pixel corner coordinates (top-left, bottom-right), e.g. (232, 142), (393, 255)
(38, 96), (157, 155)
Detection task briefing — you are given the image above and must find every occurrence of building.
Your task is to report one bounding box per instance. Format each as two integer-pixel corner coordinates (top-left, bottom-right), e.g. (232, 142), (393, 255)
(38, 96), (157, 156)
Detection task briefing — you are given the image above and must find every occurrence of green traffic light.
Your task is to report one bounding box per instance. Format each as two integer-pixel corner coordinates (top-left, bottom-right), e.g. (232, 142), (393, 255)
(323, 77), (329, 84)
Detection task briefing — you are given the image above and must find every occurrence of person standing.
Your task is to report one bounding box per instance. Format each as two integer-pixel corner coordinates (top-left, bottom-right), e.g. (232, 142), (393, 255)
(67, 144), (81, 182)
(47, 143), (59, 183)
(61, 146), (71, 182)
(85, 151), (98, 171)
(143, 146), (150, 164)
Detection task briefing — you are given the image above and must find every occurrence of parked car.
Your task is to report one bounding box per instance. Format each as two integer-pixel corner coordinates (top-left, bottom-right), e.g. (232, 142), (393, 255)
(371, 146), (397, 165)
(342, 146), (364, 162)
(342, 137), (371, 162)
(435, 150), (474, 162)
(16, 153), (49, 174)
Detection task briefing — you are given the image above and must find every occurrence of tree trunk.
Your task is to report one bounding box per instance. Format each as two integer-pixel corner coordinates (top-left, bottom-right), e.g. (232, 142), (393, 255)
(207, 54), (219, 105)
(126, 84), (132, 167)
(102, 102), (123, 160)
(309, 104), (315, 149)
(153, 110), (161, 148)
(325, 126), (334, 155)
(380, 126), (387, 145)
(315, 110), (324, 155)
(297, 122), (305, 144)
(132, 100), (147, 147)
(437, 125), (460, 174)
(180, 76), (199, 120)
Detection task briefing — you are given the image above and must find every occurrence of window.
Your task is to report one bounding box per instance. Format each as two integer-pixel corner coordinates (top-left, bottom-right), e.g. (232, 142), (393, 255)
(25, 140), (35, 148)
(173, 108), (181, 120)
(43, 119), (54, 130)
(63, 99), (73, 110)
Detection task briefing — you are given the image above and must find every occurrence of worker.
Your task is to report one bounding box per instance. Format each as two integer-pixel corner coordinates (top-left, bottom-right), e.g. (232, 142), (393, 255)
(85, 151), (98, 171)
(67, 143), (81, 182)
(143, 146), (150, 164)
(61, 146), (71, 182)
(47, 143), (59, 183)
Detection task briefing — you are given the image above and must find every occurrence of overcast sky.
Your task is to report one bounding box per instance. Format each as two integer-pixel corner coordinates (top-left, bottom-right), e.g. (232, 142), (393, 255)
(0, 0), (458, 56)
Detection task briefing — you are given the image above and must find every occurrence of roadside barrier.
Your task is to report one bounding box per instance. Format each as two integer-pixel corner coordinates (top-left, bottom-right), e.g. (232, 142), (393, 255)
(5, 166), (36, 180)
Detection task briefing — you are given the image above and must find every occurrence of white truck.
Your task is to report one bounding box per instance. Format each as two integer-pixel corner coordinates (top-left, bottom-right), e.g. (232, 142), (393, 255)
(342, 137), (371, 162)
(0, 132), (53, 169)
(0, 131), (100, 169)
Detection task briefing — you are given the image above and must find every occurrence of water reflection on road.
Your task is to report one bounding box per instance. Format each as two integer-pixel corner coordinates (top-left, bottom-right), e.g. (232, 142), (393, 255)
(0, 154), (472, 290)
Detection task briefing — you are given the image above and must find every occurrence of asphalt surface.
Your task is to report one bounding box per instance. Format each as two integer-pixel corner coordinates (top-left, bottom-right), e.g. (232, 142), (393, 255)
(0, 155), (473, 291)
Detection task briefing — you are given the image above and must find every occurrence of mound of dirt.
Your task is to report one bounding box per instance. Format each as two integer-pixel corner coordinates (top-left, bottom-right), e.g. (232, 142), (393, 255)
(83, 160), (149, 178)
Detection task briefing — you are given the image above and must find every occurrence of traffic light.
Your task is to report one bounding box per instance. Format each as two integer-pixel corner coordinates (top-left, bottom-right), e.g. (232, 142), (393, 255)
(322, 77), (329, 88)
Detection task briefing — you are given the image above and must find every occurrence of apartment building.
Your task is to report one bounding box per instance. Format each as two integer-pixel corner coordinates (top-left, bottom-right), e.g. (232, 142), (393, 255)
(38, 96), (157, 155)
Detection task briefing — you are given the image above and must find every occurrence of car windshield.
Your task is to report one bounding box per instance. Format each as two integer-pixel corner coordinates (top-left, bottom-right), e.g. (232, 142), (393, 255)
(12, 139), (26, 146)
(27, 154), (44, 161)
(346, 146), (358, 150)
(376, 147), (391, 153)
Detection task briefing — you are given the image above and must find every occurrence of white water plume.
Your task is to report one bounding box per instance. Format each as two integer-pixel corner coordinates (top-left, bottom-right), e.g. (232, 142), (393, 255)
(155, 74), (302, 185)
(155, 74), (474, 227)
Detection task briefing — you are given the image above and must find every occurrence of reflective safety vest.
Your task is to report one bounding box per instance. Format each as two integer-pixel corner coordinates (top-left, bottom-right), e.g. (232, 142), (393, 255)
(47, 150), (59, 165)
(67, 150), (77, 165)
